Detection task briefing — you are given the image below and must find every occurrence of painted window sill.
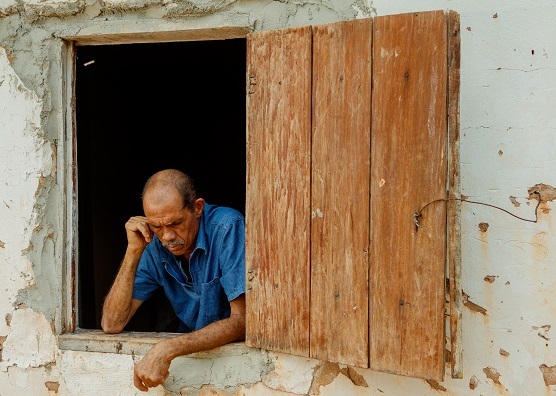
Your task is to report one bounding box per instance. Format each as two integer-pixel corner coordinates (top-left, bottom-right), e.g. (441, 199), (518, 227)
(59, 328), (249, 357)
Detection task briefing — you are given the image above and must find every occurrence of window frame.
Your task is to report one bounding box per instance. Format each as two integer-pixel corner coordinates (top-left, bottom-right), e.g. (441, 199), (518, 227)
(59, 26), (251, 339)
(59, 16), (461, 380)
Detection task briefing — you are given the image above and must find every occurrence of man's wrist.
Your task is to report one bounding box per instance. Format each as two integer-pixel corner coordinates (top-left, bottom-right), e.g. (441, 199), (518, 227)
(157, 337), (183, 362)
(125, 245), (145, 258)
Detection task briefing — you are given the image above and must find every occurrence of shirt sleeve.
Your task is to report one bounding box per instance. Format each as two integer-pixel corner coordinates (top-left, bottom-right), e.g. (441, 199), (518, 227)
(218, 217), (246, 302)
(132, 244), (160, 301)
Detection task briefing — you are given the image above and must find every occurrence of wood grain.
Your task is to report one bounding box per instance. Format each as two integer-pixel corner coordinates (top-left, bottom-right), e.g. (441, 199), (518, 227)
(67, 27), (250, 46)
(245, 26), (313, 356)
(369, 11), (448, 381)
(447, 9), (463, 380)
(310, 18), (373, 367)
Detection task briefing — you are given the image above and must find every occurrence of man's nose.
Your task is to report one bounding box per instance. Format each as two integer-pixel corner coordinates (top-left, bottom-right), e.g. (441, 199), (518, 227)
(161, 227), (176, 241)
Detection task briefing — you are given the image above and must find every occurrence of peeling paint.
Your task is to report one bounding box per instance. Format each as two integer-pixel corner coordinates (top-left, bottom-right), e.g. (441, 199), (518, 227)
(528, 183), (556, 202)
(484, 275), (497, 283)
(44, 380), (59, 392)
(426, 379), (446, 391)
(1, 308), (56, 369)
(463, 292), (487, 315)
(0, 335), (7, 361)
(499, 348), (510, 357)
(308, 361), (340, 395)
(509, 196), (521, 207)
(469, 375), (478, 390)
(539, 364), (556, 386)
(339, 366), (368, 387)
(533, 325), (551, 340)
(483, 367), (507, 391)
(263, 353), (317, 394)
(444, 349), (452, 365)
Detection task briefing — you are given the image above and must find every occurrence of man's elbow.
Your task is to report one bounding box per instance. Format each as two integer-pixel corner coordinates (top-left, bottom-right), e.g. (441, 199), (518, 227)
(101, 317), (125, 334)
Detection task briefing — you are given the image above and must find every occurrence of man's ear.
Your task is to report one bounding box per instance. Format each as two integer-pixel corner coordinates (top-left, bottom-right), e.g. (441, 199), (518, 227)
(194, 198), (205, 217)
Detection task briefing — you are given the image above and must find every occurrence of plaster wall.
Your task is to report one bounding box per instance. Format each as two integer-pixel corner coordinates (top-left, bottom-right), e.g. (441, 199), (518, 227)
(0, 0), (555, 395)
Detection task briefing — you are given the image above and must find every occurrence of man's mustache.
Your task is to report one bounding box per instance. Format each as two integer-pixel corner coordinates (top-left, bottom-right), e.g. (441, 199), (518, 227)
(162, 240), (186, 247)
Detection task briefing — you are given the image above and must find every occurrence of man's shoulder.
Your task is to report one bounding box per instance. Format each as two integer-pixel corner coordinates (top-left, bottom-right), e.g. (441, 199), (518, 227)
(203, 203), (244, 224)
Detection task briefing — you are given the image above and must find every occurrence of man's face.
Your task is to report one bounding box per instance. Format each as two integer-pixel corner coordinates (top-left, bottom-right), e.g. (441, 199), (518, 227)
(143, 188), (203, 257)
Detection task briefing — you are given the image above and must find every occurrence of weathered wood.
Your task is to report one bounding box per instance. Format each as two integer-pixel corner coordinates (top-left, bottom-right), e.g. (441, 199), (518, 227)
(369, 10), (448, 381)
(59, 329), (249, 357)
(66, 27), (251, 46)
(64, 41), (77, 334)
(447, 9), (463, 380)
(245, 26), (312, 356)
(310, 18), (373, 367)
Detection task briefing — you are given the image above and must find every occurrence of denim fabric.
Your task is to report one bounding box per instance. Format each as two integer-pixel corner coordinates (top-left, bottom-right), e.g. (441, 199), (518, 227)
(132, 203), (245, 332)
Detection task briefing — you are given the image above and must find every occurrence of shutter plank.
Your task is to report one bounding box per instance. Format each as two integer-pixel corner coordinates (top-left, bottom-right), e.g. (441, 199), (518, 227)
(311, 18), (373, 367)
(370, 11), (448, 380)
(447, 9), (463, 380)
(245, 26), (312, 356)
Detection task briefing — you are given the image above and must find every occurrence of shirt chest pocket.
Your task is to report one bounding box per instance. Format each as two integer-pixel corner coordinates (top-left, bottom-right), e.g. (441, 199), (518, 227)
(197, 277), (231, 329)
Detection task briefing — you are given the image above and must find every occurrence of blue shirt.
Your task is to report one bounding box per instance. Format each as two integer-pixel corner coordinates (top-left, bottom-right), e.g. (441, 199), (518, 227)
(132, 203), (245, 332)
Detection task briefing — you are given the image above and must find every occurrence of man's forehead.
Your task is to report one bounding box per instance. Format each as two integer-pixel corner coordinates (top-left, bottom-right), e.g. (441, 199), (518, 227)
(143, 184), (181, 204)
(145, 208), (191, 225)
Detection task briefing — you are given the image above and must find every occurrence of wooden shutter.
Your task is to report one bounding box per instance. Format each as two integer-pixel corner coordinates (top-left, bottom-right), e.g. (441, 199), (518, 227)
(369, 10), (447, 380)
(246, 10), (456, 381)
(245, 26), (313, 356)
(310, 19), (372, 367)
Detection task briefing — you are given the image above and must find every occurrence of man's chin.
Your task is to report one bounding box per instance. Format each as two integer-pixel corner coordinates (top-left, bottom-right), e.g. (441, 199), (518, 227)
(165, 245), (185, 255)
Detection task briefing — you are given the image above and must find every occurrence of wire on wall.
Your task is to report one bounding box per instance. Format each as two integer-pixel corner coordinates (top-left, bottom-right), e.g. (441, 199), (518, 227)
(414, 191), (541, 231)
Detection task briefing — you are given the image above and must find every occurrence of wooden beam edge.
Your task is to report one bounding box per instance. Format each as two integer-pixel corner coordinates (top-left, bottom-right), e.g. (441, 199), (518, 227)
(447, 9), (463, 380)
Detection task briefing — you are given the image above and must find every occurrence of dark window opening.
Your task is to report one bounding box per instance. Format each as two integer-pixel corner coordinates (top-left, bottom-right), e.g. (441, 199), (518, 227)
(75, 39), (247, 331)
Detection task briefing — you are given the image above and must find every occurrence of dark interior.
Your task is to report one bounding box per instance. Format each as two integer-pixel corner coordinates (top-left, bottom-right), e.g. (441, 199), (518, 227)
(75, 39), (246, 331)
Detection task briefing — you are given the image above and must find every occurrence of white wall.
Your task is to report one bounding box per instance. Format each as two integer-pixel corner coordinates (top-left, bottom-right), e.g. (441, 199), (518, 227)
(0, 0), (555, 394)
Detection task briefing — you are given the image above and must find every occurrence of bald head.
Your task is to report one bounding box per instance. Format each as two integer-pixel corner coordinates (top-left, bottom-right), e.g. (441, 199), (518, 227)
(142, 169), (198, 210)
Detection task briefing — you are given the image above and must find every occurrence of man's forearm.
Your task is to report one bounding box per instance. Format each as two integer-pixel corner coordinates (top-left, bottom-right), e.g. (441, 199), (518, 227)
(101, 247), (143, 333)
(168, 310), (245, 359)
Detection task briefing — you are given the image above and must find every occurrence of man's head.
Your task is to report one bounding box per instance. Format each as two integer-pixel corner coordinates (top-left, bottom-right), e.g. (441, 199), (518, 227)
(142, 169), (204, 257)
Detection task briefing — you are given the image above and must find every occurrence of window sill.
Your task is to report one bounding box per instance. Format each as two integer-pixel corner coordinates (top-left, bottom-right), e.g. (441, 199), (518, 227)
(59, 329), (250, 357)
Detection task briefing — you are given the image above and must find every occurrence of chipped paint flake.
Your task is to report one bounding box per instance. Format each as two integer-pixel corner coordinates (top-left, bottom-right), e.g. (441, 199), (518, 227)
(483, 367), (507, 391)
(1, 308), (56, 369)
(469, 375), (479, 390)
(263, 353), (318, 394)
(534, 324), (551, 340)
(539, 364), (556, 386)
(484, 275), (497, 283)
(44, 381), (59, 392)
(499, 348), (510, 357)
(509, 196), (521, 207)
(463, 292), (487, 315)
(426, 379), (446, 391)
(528, 183), (556, 202)
(0, 46), (53, 334)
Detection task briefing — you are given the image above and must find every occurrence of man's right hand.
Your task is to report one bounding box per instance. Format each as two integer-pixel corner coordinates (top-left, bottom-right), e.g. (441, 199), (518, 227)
(125, 216), (153, 251)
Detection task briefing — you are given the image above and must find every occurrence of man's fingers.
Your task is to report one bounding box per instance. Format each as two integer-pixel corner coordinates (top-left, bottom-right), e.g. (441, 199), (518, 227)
(135, 221), (153, 243)
(133, 372), (148, 392)
(125, 216), (153, 243)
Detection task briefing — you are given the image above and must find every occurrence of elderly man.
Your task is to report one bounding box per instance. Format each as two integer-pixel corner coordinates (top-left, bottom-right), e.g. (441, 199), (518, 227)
(101, 169), (245, 391)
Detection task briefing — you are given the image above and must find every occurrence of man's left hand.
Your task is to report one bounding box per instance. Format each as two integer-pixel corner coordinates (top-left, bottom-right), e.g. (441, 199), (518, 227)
(133, 340), (173, 391)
